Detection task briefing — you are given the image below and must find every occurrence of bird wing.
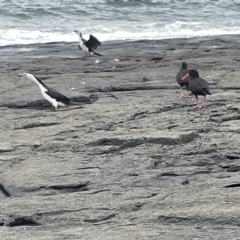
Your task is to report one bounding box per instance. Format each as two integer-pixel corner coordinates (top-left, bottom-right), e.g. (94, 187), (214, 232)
(201, 78), (211, 94)
(45, 87), (70, 104)
(196, 78), (211, 94)
(199, 78), (209, 89)
(85, 35), (101, 49)
(176, 69), (190, 85)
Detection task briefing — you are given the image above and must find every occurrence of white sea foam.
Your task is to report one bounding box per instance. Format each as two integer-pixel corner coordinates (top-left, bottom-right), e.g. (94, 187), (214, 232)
(1, 24), (240, 46)
(0, 0), (240, 47)
(0, 29), (76, 46)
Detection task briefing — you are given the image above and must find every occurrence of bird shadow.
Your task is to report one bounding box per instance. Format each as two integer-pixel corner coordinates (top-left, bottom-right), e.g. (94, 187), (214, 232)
(0, 95), (98, 111)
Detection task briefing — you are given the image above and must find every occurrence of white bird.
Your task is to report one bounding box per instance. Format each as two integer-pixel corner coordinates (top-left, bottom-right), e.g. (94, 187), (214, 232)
(18, 73), (70, 111)
(74, 30), (102, 57)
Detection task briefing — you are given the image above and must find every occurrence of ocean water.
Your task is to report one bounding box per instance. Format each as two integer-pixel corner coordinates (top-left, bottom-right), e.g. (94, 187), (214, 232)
(0, 0), (240, 46)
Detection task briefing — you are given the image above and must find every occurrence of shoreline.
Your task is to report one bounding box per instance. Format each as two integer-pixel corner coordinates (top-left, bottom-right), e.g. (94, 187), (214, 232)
(1, 33), (240, 62)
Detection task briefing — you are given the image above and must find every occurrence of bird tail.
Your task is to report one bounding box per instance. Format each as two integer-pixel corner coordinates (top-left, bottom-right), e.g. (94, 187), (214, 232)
(203, 88), (212, 95)
(92, 49), (103, 56)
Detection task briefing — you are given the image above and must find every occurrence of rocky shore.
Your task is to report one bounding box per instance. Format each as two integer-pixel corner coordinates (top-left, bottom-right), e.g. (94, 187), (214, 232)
(0, 36), (240, 239)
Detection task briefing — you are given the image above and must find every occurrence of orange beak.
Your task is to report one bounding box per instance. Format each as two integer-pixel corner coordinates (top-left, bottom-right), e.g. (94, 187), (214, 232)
(182, 73), (189, 80)
(18, 73), (27, 77)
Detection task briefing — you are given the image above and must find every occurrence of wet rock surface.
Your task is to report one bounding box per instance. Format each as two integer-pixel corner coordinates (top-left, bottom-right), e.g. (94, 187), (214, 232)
(0, 38), (240, 239)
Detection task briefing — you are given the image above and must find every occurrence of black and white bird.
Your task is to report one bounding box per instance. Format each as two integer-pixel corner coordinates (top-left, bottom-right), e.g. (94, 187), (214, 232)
(18, 73), (70, 111)
(74, 30), (102, 57)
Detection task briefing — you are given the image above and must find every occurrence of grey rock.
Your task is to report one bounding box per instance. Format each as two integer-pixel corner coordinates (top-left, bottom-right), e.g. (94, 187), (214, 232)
(0, 37), (240, 239)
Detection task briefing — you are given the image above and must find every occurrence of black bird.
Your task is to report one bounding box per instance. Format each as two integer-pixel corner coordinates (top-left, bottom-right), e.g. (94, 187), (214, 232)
(74, 30), (102, 57)
(182, 69), (211, 109)
(176, 62), (191, 98)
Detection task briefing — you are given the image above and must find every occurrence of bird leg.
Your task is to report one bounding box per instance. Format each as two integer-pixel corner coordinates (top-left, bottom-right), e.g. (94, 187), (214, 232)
(180, 87), (191, 98)
(198, 96), (206, 109)
(180, 87), (188, 98)
(193, 96), (201, 108)
(180, 87), (185, 98)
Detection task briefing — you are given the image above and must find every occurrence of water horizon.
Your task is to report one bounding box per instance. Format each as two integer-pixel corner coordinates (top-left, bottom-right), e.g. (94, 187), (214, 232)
(0, 0), (240, 46)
